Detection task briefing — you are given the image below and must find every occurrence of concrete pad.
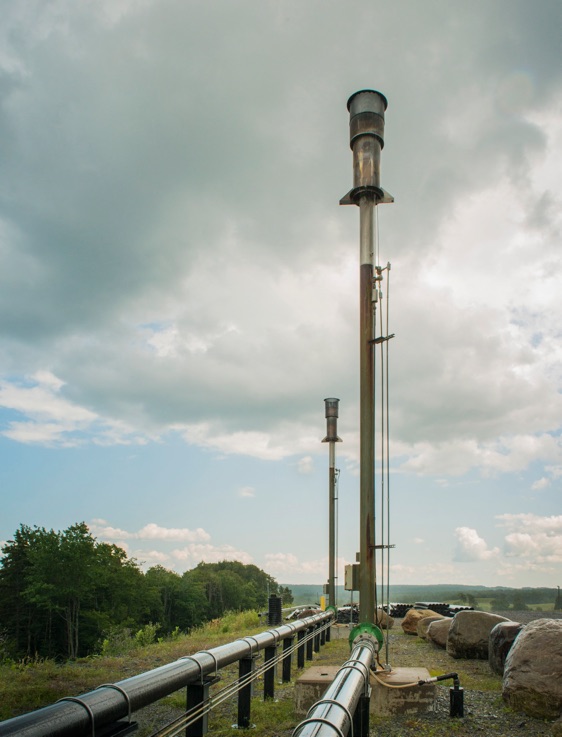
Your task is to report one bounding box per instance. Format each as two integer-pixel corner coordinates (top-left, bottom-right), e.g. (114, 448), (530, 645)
(294, 666), (339, 715)
(370, 667), (436, 716)
(329, 624), (352, 640)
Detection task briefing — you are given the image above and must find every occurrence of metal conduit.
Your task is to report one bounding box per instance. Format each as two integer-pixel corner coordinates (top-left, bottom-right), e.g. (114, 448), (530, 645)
(293, 640), (375, 737)
(0, 611), (333, 737)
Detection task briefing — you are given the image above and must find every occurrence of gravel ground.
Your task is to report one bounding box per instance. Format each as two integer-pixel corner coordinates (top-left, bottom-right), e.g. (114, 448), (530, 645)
(134, 612), (562, 737)
(370, 612), (562, 737)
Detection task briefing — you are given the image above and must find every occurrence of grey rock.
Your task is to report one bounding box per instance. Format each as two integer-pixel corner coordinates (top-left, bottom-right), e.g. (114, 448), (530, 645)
(447, 610), (510, 659)
(427, 617), (452, 648)
(401, 608), (442, 635)
(488, 620), (524, 675)
(375, 608), (395, 630)
(417, 615), (444, 640)
(502, 618), (562, 720)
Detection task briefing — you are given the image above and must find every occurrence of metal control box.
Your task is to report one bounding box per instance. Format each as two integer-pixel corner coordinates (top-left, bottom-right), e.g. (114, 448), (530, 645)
(344, 563), (360, 591)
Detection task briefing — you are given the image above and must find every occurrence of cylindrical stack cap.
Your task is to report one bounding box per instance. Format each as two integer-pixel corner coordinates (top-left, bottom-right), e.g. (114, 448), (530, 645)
(347, 89), (387, 197)
(323, 398), (342, 443)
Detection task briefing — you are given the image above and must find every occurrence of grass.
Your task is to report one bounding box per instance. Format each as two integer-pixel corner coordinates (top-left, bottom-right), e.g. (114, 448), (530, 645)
(0, 610), (265, 722)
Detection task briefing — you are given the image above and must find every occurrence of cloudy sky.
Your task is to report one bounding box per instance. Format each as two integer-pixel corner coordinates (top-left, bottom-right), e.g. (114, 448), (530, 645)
(1, 0), (561, 590)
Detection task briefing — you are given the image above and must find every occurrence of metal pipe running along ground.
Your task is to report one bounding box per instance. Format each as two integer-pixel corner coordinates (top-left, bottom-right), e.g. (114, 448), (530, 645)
(0, 611), (333, 737)
(293, 639), (376, 737)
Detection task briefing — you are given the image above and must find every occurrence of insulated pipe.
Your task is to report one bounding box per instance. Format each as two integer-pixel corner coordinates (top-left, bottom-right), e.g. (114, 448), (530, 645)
(322, 398), (342, 609)
(0, 612), (333, 737)
(292, 639), (375, 737)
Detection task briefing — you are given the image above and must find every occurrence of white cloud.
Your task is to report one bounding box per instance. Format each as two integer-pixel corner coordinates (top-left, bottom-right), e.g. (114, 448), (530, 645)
(171, 544), (253, 566)
(398, 434), (562, 478)
(497, 513), (562, 564)
(181, 425), (289, 461)
(497, 513), (562, 533)
(531, 477), (550, 491)
(297, 456), (314, 474)
(137, 524), (210, 542)
(89, 520), (210, 543)
(88, 519), (251, 571)
(134, 549), (171, 567)
(0, 374), (148, 446)
(0, 373), (92, 422)
(238, 486), (255, 498)
(454, 527), (500, 562)
(264, 553), (351, 584)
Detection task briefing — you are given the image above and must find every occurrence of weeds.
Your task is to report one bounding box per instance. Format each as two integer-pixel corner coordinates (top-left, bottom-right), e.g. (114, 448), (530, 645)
(0, 610), (266, 722)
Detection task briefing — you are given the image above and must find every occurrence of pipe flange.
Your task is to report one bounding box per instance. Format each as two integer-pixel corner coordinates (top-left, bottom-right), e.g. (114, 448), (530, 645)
(349, 622), (383, 652)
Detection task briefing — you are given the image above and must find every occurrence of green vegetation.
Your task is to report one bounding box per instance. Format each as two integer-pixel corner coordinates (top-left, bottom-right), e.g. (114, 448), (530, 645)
(0, 610), (266, 722)
(0, 523), (292, 662)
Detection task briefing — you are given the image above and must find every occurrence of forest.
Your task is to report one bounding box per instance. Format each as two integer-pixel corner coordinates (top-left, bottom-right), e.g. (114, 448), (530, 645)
(0, 523), (293, 662)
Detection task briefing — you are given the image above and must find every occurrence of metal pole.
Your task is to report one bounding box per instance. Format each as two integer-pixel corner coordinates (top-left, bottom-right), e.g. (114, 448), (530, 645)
(359, 194), (376, 625)
(341, 89), (391, 625)
(322, 398), (341, 609)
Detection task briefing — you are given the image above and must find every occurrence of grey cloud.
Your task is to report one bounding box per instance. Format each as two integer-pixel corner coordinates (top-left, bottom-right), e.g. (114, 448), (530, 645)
(1, 0), (561, 466)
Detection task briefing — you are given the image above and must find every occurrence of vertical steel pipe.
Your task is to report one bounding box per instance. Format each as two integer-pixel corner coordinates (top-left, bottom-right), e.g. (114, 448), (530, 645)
(359, 195), (376, 625)
(323, 398), (341, 609)
(341, 90), (389, 626)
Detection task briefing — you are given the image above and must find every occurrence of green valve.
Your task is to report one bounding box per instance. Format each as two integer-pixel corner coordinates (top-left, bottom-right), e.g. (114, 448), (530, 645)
(349, 621), (384, 651)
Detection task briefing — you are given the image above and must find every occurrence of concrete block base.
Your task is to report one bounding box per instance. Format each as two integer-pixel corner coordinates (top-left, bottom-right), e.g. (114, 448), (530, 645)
(294, 666), (339, 715)
(370, 667), (436, 716)
(329, 624), (352, 640)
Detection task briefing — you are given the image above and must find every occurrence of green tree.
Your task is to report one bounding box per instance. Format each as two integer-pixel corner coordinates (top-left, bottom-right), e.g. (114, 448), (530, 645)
(145, 566), (183, 634)
(511, 592), (529, 611)
(23, 523), (99, 659)
(0, 522), (150, 660)
(466, 593), (479, 608)
(0, 526), (46, 656)
(491, 593), (511, 610)
(182, 560), (288, 619)
(279, 586), (294, 605)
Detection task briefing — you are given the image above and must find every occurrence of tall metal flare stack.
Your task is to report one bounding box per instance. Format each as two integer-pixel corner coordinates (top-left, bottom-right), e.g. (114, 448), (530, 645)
(322, 397), (341, 609)
(341, 89), (393, 625)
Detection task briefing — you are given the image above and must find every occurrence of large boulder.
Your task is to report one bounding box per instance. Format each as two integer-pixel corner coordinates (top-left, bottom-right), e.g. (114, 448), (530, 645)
(401, 608), (442, 635)
(447, 610), (510, 659)
(489, 621), (524, 675)
(374, 608), (394, 630)
(503, 618), (562, 720)
(417, 614), (445, 640)
(427, 618), (452, 648)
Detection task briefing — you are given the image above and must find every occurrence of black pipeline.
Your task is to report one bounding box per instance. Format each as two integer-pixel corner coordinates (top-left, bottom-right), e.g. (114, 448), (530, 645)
(0, 611), (333, 737)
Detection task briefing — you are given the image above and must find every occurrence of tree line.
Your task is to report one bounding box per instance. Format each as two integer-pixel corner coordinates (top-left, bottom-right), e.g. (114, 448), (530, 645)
(458, 589), (559, 611)
(0, 522), (293, 661)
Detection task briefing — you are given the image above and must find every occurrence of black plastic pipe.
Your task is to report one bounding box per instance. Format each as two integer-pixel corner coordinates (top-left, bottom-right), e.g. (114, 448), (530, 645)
(0, 611), (333, 737)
